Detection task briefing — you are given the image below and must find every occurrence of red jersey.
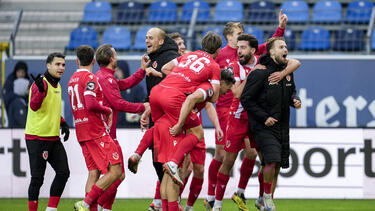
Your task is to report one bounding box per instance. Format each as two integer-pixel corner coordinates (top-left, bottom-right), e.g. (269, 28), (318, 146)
(68, 69), (111, 142)
(229, 56), (259, 120)
(160, 50), (221, 94)
(194, 82), (213, 112)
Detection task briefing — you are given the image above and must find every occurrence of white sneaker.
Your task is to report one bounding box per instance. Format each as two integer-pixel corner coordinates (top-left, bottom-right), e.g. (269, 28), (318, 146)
(184, 206), (194, 211)
(213, 206), (222, 211)
(255, 196), (264, 210)
(263, 193), (275, 211)
(163, 161), (184, 186)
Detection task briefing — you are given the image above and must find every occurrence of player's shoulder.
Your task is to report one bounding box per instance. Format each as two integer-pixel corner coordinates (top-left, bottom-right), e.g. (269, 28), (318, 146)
(250, 68), (268, 78)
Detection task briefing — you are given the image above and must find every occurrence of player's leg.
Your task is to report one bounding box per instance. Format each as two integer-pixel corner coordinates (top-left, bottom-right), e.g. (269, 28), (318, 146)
(26, 140), (48, 211)
(149, 180), (162, 211)
(179, 155), (193, 197)
(166, 173), (181, 211)
(128, 127), (155, 174)
(272, 165), (280, 198)
(47, 140), (70, 211)
(185, 147), (205, 210)
(160, 174), (169, 211)
(255, 151), (264, 211)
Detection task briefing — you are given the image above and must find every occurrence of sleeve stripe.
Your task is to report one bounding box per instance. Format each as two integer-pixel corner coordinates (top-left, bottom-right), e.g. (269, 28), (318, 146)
(173, 58), (178, 66)
(197, 88), (207, 101)
(234, 77), (240, 82)
(84, 91), (96, 97)
(211, 80), (220, 85)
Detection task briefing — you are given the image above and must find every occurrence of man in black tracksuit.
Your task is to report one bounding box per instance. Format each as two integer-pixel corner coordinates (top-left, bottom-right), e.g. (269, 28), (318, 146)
(240, 37), (301, 211)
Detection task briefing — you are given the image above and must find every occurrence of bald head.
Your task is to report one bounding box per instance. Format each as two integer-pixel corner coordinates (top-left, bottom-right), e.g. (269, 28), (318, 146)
(146, 27), (166, 54)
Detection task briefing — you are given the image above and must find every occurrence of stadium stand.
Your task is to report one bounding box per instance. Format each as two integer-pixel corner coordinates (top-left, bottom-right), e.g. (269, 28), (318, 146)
(180, 0), (210, 23)
(213, 0), (244, 22)
(346, 0), (374, 24)
(312, 0), (342, 23)
(201, 26), (226, 47)
(280, 0), (309, 23)
(116, 1), (145, 23)
(333, 28), (364, 51)
(102, 26), (132, 50)
(148, 1), (178, 23)
(246, 1), (277, 23)
(82, 1), (112, 23)
(244, 26), (264, 43)
(66, 26), (99, 50)
(132, 26), (152, 50)
(371, 29), (375, 51)
(298, 27), (331, 51)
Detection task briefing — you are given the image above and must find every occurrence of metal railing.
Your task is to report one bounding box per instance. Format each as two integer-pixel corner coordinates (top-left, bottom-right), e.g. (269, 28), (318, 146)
(9, 9), (23, 58)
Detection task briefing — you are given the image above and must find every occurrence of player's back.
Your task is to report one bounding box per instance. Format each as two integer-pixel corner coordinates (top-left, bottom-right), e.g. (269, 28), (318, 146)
(67, 69), (108, 142)
(160, 50), (221, 94)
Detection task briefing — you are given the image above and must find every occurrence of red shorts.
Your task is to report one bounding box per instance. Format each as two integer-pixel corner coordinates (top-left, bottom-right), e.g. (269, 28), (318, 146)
(216, 106), (230, 145)
(113, 139), (125, 173)
(184, 111), (202, 130)
(190, 144), (206, 165)
(153, 115), (185, 163)
(80, 135), (121, 174)
(150, 85), (186, 125)
(224, 116), (256, 153)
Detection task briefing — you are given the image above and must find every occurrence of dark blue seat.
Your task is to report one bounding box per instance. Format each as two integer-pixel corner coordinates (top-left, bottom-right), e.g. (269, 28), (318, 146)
(246, 1), (276, 23)
(244, 26), (264, 43)
(67, 26), (98, 50)
(312, 0), (342, 23)
(201, 26), (226, 48)
(372, 29), (375, 50)
(102, 26), (131, 50)
(298, 27), (330, 50)
(116, 1), (144, 23)
(181, 0), (210, 23)
(346, 0), (374, 24)
(213, 0), (244, 22)
(281, 1), (309, 23)
(132, 26), (152, 50)
(333, 28), (363, 51)
(82, 1), (112, 23)
(267, 29), (296, 50)
(148, 1), (177, 23)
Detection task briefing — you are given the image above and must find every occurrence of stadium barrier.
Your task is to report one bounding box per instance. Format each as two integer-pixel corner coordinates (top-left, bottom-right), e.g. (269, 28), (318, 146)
(0, 128), (374, 199)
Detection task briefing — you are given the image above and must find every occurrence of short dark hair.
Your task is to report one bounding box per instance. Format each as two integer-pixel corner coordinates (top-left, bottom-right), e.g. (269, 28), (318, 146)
(221, 68), (235, 84)
(46, 52), (65, 64)
(96, 44), (113, 67)
(266, 37), (286, 53)
(168, 32), (182, 40)
(237, 33), (259, 52)
(201, 32), (222, 54)
(223, 22), (244, 41)
(76, 45), (95, 66)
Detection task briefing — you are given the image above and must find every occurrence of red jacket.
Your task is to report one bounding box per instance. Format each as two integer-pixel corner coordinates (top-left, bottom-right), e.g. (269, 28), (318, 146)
(96, 67), (145, 139)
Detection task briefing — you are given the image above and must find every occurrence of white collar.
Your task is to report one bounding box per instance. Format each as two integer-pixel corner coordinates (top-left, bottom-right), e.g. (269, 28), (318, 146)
(77, 69), (90, 73)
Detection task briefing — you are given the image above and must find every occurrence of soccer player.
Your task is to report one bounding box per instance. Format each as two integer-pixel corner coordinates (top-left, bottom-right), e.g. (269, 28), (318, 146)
(169, 32), (189, 55)
(206, 11), (288, 209)
(25, 52), (70, 211)
(241, 37), (302, 211)
(95, 44), (150, 211)
(69, 45), (122, 211)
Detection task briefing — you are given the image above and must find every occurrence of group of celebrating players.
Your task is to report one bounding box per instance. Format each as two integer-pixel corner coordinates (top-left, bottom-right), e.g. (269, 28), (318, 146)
(25, 9), (302, 211)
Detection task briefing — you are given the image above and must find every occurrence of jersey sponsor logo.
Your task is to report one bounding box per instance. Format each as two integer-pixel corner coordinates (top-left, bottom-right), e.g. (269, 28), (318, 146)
(207, 88), (214, 98)
(226, 140), (231, 148)
(86, 81), (96, 91)
(112, 152), (119, 160)
(42, 151), (48, 160)
(152, 61), (158, 69)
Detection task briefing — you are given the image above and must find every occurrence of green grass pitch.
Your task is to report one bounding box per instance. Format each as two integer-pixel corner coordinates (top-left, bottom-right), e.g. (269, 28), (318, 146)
(1, 198), (374, 211)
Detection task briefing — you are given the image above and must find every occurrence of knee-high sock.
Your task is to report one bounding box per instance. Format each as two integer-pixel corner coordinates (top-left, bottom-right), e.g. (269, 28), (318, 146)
(162, 199), (168, 211)
(84, 185), (104, 206)
(47, 196), (60, 209)
(170, 134), (199, 165)
(168, 201), (179, 211)
(187, 177), (204, 206)
(97, 178), (122, 207)
(207, 159), (222, 197)
(237, 158), (256, 190)
(215, 172), (230, 201)
(28, 200), (38, 211)
(135, 127), (154, 156)
(102, 189), (117, 210)
(154, 180), (161, 200)
(258, 170), (264, 197)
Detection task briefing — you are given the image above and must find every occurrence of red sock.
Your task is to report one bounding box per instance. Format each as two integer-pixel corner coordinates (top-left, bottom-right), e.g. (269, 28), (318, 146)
(187, 177), (203, 206)
(47, 196), (60, 208)
(258, 170), (264, 197)
(154, 181), (161, 200)
(84, 193), (97, 211)
(264, 182), (272, 194)
(171, 134), (199, 165)
(84, 185), (104, 205)
(215, 172), (230, 201)
(97, 179), (122, 206)
(207, 159), (222, 196)
(168, 201), (179, 211)
(102, 189), (117, 209)
(135, 127), (154, 156)
(238, 158), (256, 189)
(28, 200), (38, 211)
(162, 199), (168, 211)
(180, 172), (191, 196)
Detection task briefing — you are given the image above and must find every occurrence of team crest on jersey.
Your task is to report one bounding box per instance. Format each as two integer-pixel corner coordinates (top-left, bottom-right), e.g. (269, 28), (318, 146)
(226, 59), (230, 64)
(226, 140), (231, 148)
(152, 61), (158, 69)
(173, 140), (178, 146)
(89, 75), (93, 79)
(286, 75), (291, 81)
(42, 151), (48, 160)
(108, 78), (113, 84)
(86, 81), (96, 91)
(112, 152), (119, 160)
(100, 142), (104, 148)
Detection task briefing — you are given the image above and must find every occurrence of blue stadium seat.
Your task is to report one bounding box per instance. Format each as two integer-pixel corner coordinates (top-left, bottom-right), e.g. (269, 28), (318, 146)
(267, 29), (296, 50)
(244, 26), (264, 43)
(102, 26), (131, 50)
(181, 0), (210, 23)
(312, 0), (342, 23)
(372, 29), (375, 50)
(246, 1), (276, 23)
(175, 26), (197, 50)
(202, 26), (226, 48)
(132, 26), (152, 50)
(116, 1), (144, 23)
(82, 1), (112, 23)
(333, 28), (363, 51)
(298, 27), (330, 50)
(281, 1), (309, 23)
(346, 0), (374, 24)
(214, 0), (244, 22)
(148, 1), (177, 23)
(67, 27), (98, 50)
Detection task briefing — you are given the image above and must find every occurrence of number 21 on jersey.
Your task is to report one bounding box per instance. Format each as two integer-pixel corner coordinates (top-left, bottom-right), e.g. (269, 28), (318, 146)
(68, 84), (83, 110)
